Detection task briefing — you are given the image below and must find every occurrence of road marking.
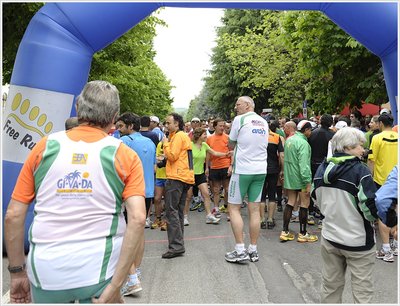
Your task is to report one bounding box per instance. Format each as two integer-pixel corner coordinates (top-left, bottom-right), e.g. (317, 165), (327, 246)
(283, 262), (315, 303)
(2, 290), (10, 304)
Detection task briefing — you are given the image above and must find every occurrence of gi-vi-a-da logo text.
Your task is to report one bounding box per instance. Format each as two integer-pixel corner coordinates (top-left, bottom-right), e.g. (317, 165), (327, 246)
(3, 93), (53, 150)
(56, 168), (93, 199)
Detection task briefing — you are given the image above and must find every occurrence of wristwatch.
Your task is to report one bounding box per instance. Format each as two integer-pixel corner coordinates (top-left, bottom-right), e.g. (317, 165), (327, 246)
(8, 263), (26, 273)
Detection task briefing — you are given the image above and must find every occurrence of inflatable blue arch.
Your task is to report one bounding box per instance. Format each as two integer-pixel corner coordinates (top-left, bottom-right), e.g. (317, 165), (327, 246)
(2, 2), (398, 251)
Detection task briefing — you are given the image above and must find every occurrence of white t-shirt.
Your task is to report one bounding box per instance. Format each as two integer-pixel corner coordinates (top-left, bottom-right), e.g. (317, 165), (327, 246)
(28, 131), (125, 290)
(228, 112), (269, 174)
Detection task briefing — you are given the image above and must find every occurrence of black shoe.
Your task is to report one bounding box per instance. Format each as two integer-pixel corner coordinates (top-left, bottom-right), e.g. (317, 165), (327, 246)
(261, 221), (267, 229)
(162, 250), (185, 259)
(267, 219), (275, 229)
(277, 201), (283, 212)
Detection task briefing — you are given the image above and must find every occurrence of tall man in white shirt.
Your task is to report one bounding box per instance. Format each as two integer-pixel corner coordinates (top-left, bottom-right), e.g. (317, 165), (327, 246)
(225, 96), (269, 263)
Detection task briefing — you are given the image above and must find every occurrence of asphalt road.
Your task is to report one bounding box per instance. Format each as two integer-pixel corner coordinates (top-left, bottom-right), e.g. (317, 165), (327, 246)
(2, 200), (398, 304)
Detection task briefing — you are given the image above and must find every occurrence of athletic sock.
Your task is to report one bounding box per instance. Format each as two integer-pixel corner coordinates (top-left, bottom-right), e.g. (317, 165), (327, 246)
(128, 273), (139, 285)
(248, 244), (257, 252)
(299, 207), (308, 235)
(383, 243), (391, 252)
(236, 243), (245, 254)
(393, 239), (398, 247)
(283, 204), (294, 232)
(260, 217), (265, 222)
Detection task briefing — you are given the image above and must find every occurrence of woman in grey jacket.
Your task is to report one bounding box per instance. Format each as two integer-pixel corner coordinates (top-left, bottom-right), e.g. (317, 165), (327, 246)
(312, 127), (378, 304)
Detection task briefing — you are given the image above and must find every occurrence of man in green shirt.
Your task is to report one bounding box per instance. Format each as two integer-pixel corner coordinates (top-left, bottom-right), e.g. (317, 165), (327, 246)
(280, 120), (318, 243)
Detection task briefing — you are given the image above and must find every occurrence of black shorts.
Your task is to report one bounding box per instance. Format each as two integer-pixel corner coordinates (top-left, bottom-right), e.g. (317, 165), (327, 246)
(209, 167), (230, 181)
(194, 173), (207, 186)
(261, 172), (279, 202)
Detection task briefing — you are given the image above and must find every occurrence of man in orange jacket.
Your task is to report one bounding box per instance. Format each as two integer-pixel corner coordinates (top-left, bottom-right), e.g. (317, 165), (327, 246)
(161, 112), (195, 258)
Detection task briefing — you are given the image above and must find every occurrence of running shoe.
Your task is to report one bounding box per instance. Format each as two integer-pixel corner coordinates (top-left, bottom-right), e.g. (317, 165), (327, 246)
(290, 215), (299, 222)
(219, 205), (229, 213)
(151, 218), (162, 229)
(277, 201), (283, 212)
(211, 208), (221, 218)
(280, 231), (295, 241)
(307, 215), (315, 225)
(267, 218), (275, 229)
(184, 215), (189, 226)
(261, 221), (267, 229)
(206, 214), (220, 224)
(391, 243), (398, 256)
(318, 219), (323, 229)
(241, 201), (247, 208)
(122, 281), (142, 296)
(225, 250), (249, 263)
(198, 203), (205, 212)
(297, 232), (318, 242)
(160, 220), (167, 231)
(189, 201), (202, 211)
(248, 249), (259, 262)
(383, 250), (395, 262)
(145, 217), (151, 228)
(376, 247), (394, 262)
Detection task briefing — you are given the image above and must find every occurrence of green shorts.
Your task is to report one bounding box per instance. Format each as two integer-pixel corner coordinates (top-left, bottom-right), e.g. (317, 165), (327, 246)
(228, 173), (266, 204)
(30, 277), (112, 304)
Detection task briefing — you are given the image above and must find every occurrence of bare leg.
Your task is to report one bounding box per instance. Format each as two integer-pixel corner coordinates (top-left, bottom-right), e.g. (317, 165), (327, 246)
(248, 201), (261, 245)
(184, 187), (193, 215)
(228, 203), (243, 244)
(198, 183), (212, 214)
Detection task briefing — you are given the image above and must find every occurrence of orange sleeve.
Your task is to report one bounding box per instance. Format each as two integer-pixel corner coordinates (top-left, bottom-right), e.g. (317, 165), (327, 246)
(116, 143), (146, 201)
(11, 136), (49, 204)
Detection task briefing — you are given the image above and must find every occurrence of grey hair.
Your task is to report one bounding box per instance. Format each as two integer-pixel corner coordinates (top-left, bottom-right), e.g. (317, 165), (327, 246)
(331, 127), (366, 153)
(76, 80), (120, 128)
(240, 96), (255, 109)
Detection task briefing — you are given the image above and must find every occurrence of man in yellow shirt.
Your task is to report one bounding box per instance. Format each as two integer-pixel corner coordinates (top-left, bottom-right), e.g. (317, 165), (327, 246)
(368, 113), (398, 262)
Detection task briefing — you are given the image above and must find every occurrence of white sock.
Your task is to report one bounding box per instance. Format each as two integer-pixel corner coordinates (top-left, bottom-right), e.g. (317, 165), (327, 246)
(128, 273), (139, 285)
(292, 211), (299, 216)
(248, 244), (257, 252)
(184, 214), (188, 218)
(382, 243), (391, 252)
(393, 239), (398, 247)
(207, 213), (212, 217)
(215, 207), (220, 212)
(236, 243), (245, 254)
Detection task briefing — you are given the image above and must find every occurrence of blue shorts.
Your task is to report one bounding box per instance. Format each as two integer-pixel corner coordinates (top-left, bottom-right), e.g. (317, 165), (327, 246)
(156, 178), (167, 187)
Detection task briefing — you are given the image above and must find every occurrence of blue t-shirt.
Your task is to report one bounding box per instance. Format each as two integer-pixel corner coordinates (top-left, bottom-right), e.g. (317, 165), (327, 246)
(121, 132), (156, 198)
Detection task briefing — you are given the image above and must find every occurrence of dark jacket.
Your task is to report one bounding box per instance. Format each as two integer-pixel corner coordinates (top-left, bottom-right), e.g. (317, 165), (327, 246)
(312, 153), (378, 251)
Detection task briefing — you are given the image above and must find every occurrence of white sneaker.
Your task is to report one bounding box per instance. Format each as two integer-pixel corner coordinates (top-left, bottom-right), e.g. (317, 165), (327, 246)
(184, 215), (189, 226)
(206, 214), (220, 224)
(145, 218), (151, 228)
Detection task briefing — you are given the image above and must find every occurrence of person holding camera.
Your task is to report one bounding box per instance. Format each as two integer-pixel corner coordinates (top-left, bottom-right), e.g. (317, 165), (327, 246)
(161, 113), (195, 259)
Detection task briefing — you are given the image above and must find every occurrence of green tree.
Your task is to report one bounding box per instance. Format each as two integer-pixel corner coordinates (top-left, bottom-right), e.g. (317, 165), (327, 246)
(2, 2), (45, 84)
(280, 11), (387, 114)
(204, 9), (273, 117)
(186, 85), (227, 122)
(89, 10), (173, 118)
(220, 10), (307, 117)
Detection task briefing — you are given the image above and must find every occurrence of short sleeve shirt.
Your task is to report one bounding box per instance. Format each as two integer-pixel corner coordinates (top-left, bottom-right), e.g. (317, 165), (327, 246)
(192, 142), (210, 174)
(229, 112), (269, 174)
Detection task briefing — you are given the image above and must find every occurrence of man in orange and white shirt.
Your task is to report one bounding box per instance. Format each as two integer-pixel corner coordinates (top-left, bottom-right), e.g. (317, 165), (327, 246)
(4, 81), (146, 304)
